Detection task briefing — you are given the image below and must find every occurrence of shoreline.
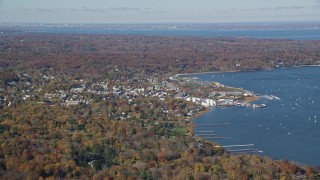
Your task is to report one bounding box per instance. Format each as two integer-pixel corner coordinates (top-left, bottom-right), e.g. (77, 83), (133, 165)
(289, 64), (320, 68)
(175, 64), (320, 78)
(180, 73), (262, 149)
(175, 70), (242, 77)
(178, 68), (273, 152)
(181, 65), (320, 166)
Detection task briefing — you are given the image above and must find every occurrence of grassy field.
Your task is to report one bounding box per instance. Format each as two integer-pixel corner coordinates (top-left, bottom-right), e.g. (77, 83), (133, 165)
(171, 127), (188, 136)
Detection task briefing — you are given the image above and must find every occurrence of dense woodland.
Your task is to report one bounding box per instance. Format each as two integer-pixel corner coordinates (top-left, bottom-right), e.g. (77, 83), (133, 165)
(1, 33), (320, 77)
(0, 32), (320, 179)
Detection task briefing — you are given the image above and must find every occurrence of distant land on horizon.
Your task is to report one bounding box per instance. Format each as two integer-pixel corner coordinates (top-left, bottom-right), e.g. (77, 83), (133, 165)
(1, 21), (320, 31)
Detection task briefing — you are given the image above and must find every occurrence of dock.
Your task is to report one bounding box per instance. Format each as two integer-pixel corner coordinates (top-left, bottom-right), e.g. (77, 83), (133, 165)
(195, 130), (215, 133)
(204, 136), (231, 139)
(196, 134), (216, 136)
(221, 144), (254, 148)
(214, 144), (263, 154)
(197, 123), (229, 127)
(228, 149), (263, 154)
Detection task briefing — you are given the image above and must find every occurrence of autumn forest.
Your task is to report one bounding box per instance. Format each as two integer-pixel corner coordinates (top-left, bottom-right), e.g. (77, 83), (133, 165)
(1, 32), (320, 179)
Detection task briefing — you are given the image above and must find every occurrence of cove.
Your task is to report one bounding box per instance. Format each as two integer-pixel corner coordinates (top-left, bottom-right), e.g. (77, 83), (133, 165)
(192, 66), (320, 166)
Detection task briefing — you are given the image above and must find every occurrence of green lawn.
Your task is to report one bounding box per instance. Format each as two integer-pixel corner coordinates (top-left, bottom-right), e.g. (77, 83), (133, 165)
(171, 127), (188, 136)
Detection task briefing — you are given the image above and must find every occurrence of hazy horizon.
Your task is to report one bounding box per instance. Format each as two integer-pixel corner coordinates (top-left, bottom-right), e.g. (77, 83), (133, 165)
(1, 0), (320, 24)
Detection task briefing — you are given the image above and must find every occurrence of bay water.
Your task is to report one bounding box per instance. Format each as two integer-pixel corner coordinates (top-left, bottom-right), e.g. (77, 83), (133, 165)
(192, 66), (320, 166)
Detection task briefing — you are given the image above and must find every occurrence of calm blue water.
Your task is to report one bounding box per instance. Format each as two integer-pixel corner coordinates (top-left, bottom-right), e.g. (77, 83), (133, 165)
(192, 66), (320, 166)
(23, 28), (320, 40)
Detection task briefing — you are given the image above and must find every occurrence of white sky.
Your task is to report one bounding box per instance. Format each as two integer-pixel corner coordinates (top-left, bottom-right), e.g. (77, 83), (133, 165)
(0, 0), (320, 23)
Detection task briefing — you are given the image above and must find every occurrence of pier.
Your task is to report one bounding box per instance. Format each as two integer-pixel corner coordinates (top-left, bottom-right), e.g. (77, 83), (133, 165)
(196, 123), (229, 127)
(221, 144), (254, 148)
(214, 144), (263, 154)
(196, 123), (263, 154)
(197, 134), (216, 136)
(195, 130), (215, 133)
(204, 136), (231, 139)
(228, 149), (263, 154)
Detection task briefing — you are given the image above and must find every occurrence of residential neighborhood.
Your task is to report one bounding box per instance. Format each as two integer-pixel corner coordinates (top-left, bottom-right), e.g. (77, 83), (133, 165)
(1, 70), (266, 118)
